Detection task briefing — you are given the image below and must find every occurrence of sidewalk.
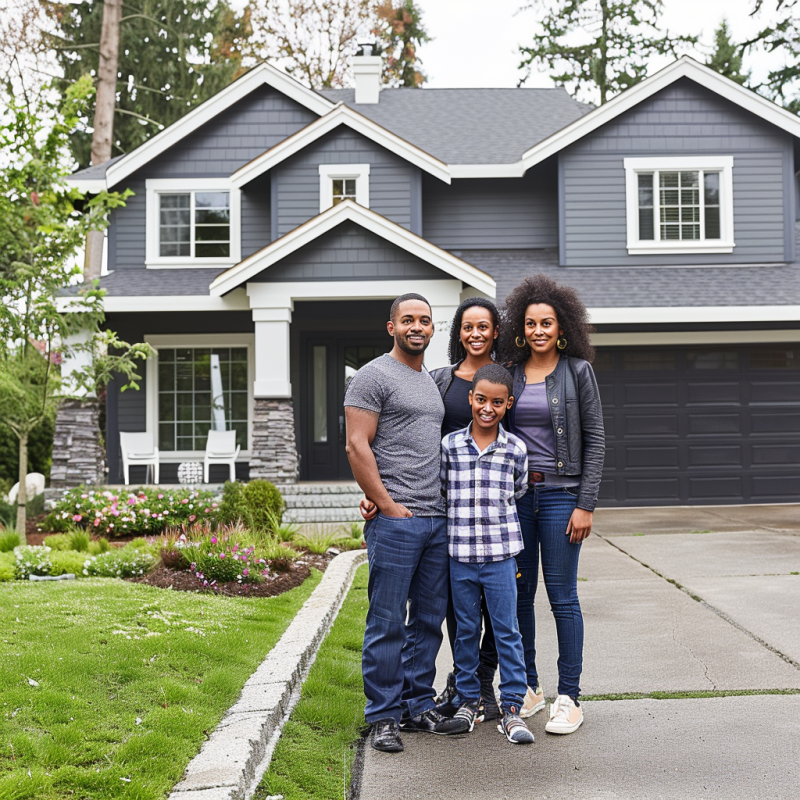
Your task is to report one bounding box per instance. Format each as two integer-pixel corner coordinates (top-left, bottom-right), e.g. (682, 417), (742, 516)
(356, 505), (800, 800)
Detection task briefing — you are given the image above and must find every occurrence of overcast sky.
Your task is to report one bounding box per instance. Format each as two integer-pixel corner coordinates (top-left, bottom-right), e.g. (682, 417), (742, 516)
(417, 0), (783, 93)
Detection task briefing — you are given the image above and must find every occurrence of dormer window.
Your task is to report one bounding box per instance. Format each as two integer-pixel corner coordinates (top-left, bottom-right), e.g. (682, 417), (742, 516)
(146, 178), (241, 267)
(624, 157), (734, 255)
(319, 164), (370, 212)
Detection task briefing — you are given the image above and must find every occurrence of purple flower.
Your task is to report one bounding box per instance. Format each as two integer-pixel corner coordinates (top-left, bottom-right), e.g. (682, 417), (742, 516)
(210, 536), (217, 545)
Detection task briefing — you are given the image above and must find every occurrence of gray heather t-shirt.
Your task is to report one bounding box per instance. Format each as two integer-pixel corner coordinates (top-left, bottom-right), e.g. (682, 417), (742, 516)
(344, 353), (445, 516)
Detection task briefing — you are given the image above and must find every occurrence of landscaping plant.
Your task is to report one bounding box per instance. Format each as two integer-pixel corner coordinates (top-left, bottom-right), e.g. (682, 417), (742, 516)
(242, 479), (285, 532)
(0, 529), (21, 553)
(292, 525), (350, 555)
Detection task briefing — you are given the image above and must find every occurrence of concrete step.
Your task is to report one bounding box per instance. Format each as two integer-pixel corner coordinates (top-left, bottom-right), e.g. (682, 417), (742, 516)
(278, 482), (362, 524)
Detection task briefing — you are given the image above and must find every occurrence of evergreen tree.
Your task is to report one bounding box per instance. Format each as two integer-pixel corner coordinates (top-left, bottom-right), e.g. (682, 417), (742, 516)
(707, 19), (749, 85)
(518, 0), (696, 104)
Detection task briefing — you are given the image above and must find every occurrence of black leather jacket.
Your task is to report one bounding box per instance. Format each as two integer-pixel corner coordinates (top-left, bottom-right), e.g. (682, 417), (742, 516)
(506, 355), (605, 512)
(430, 359), (465, 400)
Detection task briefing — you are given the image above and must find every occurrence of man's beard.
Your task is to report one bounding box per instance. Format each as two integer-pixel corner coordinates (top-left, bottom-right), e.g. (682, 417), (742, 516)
(395, 332), (429, 355)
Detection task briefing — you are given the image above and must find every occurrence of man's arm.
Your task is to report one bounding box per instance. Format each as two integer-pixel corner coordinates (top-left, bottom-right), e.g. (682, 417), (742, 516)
(345, 406), (411, 518)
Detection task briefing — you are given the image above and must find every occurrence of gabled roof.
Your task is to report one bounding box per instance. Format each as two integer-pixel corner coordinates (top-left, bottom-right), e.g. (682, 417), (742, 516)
(231, 103), (451, 188)
(78, 63), (334, 191)
(209, 199), (495, 297)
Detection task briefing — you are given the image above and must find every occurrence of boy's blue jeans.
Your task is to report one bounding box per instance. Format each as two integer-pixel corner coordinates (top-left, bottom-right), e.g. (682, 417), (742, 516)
(362, 514), (448, 724)
(450, 556), (527, 710)
(515, 486), (583, 698)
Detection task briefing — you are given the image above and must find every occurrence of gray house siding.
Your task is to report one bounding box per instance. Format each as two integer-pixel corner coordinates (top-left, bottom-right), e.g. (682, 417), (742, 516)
(109, 86), (316, 270)
(241, 173), (272, 257)
(250, 220), (443, 282)
(422, 161), (559, 250)
(560, 78), (795, 266)
(273, 127), (420, 237)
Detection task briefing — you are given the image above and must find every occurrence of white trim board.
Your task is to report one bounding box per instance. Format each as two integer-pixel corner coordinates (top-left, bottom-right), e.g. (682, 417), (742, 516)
(588, 305), (800, 325)
(209, 199), (496, 297)
(230, 103), (450, 188)
(591, 329), (800, 346)
(56, 290), (251, 314)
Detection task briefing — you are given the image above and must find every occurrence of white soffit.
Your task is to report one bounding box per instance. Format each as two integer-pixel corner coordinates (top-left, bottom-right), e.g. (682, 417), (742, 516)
(231, 103), (451, 187)
(100, 63), (334, 190)
(588, 305), (800, 325)
(209, 200), (495, 297)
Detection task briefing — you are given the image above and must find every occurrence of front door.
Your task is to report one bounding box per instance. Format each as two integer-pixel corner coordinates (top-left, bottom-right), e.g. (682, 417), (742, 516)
(303, 337), (392, 480)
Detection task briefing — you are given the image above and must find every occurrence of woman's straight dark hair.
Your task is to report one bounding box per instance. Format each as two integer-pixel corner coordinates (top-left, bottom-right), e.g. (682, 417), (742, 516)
(447, 297), (500, 364)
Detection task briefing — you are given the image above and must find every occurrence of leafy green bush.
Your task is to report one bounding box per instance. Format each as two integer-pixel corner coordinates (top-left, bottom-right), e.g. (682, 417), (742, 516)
(43, 533), (72, 551)
(0, 529), (22, 552)
(0, 498), (14, 529)
(50, 550), (87, 576)
(265, 508), (298, 543)
(0, 551), (14, 581)
(67, 529), (91, 552)
(83, 547), (155, 578)
(216, 481), (251, 527)
(87, 537), (109, 555)
(14, 545), (53, 579)
(293, 525), (349, 555)
(27, 492), (45, 517)
(243, 480), (285, 532)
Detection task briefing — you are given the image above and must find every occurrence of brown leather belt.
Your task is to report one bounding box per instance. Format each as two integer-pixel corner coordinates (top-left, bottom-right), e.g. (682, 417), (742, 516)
(529, 471), (545, 484)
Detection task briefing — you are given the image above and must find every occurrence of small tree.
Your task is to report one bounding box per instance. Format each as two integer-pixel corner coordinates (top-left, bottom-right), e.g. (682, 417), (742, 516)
(373, 0), (430, 88)
(707, 19), (750, 85)
(0, 76), (147, 539)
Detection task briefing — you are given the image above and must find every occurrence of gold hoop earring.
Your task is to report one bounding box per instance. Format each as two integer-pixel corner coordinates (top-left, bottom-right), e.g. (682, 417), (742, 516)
(515, 336), (527, 349)
(557, 335), (568, 351)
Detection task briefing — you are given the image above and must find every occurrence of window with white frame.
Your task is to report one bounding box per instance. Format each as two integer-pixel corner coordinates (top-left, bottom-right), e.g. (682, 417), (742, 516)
(146, 179), (241, 266)
(623, 157), (734, 254)
(318, 164), (370, 212)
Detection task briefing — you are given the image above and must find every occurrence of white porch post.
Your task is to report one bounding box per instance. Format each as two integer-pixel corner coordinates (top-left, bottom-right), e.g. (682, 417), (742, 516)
(425, 302), (460, 371)
(253, 307), (292, 398)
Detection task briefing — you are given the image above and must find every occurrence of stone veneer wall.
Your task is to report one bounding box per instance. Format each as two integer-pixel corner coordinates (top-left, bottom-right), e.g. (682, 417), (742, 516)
(248, 398), (299, 483)
(50, 399), (106, 488)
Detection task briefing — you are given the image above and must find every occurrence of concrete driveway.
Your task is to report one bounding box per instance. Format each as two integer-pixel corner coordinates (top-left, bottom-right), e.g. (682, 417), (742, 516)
(355, 505), (800, 800)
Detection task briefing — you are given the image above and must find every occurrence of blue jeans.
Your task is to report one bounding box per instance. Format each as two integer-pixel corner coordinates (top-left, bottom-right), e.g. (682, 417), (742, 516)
(362, 514), (448, 723)
(515, 487), (583, 698)
(445, 582), (497, 683)
(450, 557), (527, 710)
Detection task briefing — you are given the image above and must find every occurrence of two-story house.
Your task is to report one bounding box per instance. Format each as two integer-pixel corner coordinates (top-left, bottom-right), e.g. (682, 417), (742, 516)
(61, 54), (800, 506)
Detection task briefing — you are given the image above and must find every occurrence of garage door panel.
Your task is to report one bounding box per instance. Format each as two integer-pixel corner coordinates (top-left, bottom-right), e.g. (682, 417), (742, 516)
(603, 446), (616, 469)
(624, 414), (678, 436)
(603, 414), (616, 436)
(749, 381), (800, 404)
(686, 382), (741, 404)
(624, 383), (678, 405)
(625, 447), (680, 468)
(751, 444), (800, 465)
(626, 478), (680, 499)
(750, 474), (800, 499)
(687, 413), (741, 435)
(688, 445), (742, 467)
(688, 476), (743, 499)
(750, 412), (800, 434)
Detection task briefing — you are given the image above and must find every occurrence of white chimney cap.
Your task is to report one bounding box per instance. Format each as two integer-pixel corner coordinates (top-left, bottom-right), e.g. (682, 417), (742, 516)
(354, 55), (382, 104)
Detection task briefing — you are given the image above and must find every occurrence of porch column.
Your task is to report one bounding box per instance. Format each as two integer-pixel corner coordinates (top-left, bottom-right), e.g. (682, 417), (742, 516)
(249, 305), (299, 483)
(425, 303), (460, 371)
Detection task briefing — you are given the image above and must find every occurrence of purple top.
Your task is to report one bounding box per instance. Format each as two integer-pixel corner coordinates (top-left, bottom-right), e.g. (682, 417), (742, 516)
(514, 382), (557, 472)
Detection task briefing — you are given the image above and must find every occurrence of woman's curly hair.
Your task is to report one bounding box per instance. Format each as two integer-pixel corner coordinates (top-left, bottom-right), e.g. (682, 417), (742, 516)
(447, 297), (500, 364)
(498, 275), (594, 365)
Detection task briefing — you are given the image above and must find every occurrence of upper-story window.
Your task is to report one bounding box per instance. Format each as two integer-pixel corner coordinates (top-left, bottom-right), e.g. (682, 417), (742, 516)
(624, 157), (734, 255)
(146, 179), (241, 267)
(319, 164), (370, 212)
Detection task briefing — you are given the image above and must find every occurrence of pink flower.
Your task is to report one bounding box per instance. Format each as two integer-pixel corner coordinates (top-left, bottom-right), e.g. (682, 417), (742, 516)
(219, 553), (225, 559)
(188, 515), (196, 522)
(190, 562), (196, 571)
(127, 497), (136, 506)
(157, 494), (164, 499)
(242, 568), (249, 577)
(181, 499), (189, 505)
(204, 508), (211, 513)
(72, 514), (82, 522)
(210, 536), (217, 545)
(211, 503), (218, 508)
(93, 519), (100, 527)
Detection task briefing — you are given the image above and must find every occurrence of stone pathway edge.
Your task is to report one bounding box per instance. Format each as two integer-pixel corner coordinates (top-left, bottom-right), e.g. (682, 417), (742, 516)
(168, 548), (368, 800)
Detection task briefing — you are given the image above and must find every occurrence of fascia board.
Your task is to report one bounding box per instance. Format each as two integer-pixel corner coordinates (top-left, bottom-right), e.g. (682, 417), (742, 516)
(104, 63), (334, 189)
(56, 290), (250, 313)
(588, 305), (800, 325)
(449, 163), (526, 179)
(210, 201), (495, 297)
(231, 105), (451, 187)
(65, 177), (107, 193)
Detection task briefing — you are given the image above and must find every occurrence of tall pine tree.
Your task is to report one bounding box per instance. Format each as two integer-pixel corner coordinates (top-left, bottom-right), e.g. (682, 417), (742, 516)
(707, 19), (749, 86)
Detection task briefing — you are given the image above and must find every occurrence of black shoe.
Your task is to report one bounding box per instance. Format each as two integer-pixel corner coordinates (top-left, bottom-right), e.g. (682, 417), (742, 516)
(400, 707), (470, 735)
(478, 680), (502, 722)
(371, 718), (404, 752)
(434, 671), (458, 717)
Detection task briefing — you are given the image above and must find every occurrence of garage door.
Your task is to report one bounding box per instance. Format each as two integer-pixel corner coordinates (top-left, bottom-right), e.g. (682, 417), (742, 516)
(594, 344), (800, 506)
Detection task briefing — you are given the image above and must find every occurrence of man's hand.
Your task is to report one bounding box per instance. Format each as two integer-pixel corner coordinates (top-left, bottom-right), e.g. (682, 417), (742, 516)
(566, 508), (593, 544)
(379, 501), (413, 519)
(360, 497), (378, 520)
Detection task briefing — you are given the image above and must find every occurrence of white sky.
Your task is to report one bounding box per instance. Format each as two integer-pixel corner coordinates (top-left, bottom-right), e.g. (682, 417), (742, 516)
(417, 0), (785, 95)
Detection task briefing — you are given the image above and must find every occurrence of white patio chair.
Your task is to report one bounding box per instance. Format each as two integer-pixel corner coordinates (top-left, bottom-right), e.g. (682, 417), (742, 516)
(203, 430), (240, 483)
(119, 432), (159, 485)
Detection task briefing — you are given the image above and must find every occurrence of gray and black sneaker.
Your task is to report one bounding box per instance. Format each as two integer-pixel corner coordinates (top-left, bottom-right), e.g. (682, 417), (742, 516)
(497, 705), (535, 744)
(400, 707), (470, 735)
(434, 671), (458, 717)
(452, 701), (480, 733)
(371, 718), (404, 752)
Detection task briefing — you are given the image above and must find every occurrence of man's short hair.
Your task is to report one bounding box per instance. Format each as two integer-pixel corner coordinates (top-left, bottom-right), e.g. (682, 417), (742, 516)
(390, 293), (432, 321)
(472, 364), (513, 396)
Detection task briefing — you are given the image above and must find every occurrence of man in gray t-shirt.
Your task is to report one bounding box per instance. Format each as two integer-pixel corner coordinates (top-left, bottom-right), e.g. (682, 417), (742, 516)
(345, 293), (466, 752)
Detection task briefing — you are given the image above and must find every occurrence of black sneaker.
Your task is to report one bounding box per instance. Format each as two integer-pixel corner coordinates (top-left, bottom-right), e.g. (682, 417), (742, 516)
(400, 707), (470, 735)
(434, 671), (458, 717)
(478, 680), (502, 722)
(452, 701), (479, 732)
(371, 718), (404, 752)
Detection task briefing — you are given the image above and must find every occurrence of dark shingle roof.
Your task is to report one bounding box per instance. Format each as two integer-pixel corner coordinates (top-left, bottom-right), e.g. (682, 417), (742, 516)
(68, 155), (125, 181)
(59, 269), (222, 298)
(319, 88), (593, 164)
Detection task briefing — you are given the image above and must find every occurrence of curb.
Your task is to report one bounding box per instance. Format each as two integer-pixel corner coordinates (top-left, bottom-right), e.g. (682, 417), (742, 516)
(169, 549), (368, 800)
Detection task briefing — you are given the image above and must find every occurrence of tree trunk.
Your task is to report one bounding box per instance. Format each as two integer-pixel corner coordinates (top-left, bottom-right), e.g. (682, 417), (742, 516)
(599, 0), (609, 105)
(16, 432), (29, 542)
(84, 0), (122, 282)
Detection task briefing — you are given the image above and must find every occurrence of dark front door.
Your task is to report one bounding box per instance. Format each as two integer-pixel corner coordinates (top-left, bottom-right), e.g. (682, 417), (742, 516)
(303, 337), (391, 480)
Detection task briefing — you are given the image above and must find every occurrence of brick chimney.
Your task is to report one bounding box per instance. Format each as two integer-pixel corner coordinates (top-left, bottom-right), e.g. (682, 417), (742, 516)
(353, 44), (382, 104)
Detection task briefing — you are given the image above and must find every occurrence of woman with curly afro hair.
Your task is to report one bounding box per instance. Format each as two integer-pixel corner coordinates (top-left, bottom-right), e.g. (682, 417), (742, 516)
(496, 274), (605, 736)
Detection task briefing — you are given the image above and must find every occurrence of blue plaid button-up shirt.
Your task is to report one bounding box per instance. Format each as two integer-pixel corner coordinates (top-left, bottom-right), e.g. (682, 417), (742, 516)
(441, 423), (529, 563)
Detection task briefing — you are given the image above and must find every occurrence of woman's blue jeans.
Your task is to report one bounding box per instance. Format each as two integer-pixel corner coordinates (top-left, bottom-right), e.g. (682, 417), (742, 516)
(515, 486), (584, 698)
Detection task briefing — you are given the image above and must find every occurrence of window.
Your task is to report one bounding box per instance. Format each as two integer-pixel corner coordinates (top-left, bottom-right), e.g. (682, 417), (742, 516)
(318, 164), (370, 212)
(624, 157), (734, 254)
(146, 179), (241, 266)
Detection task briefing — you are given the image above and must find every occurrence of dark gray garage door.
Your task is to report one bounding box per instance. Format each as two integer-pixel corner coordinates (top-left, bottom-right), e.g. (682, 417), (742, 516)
(593, 344), (800, 506)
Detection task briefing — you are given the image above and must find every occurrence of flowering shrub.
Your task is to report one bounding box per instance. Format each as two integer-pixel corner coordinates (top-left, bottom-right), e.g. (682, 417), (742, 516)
(83, 548), (155, 578)
(14, 545), (53, 579)
(43, 487), (219, 536)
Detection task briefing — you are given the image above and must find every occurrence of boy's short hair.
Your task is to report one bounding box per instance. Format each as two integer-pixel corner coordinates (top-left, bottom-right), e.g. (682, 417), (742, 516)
(472, 364), (513, 396)
(390, 293), (431, 321)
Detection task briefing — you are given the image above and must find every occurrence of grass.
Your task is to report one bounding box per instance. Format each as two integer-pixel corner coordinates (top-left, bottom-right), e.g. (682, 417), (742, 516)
(0, 570), (321, 799)
(255, 564), (368, 800)
(581, 688), (800, 702)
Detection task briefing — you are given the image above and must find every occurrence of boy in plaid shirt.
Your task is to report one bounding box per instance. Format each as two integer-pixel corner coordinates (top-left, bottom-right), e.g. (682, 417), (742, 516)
(440, 364), (534, 744)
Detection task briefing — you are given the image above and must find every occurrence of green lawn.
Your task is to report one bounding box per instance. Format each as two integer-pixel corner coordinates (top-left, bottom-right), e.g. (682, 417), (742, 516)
(0, 572), (320, 799)
(256, 564), (368, 800)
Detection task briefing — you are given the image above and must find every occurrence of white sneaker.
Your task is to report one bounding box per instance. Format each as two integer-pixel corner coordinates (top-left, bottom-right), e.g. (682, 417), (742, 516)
(519, 684), (545, 719)
(545, 694), (583, 734)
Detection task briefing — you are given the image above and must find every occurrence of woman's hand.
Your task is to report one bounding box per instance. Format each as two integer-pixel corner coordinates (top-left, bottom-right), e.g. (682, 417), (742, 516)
(566, 508), (593, 544)
(359, 497), (378, 520)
